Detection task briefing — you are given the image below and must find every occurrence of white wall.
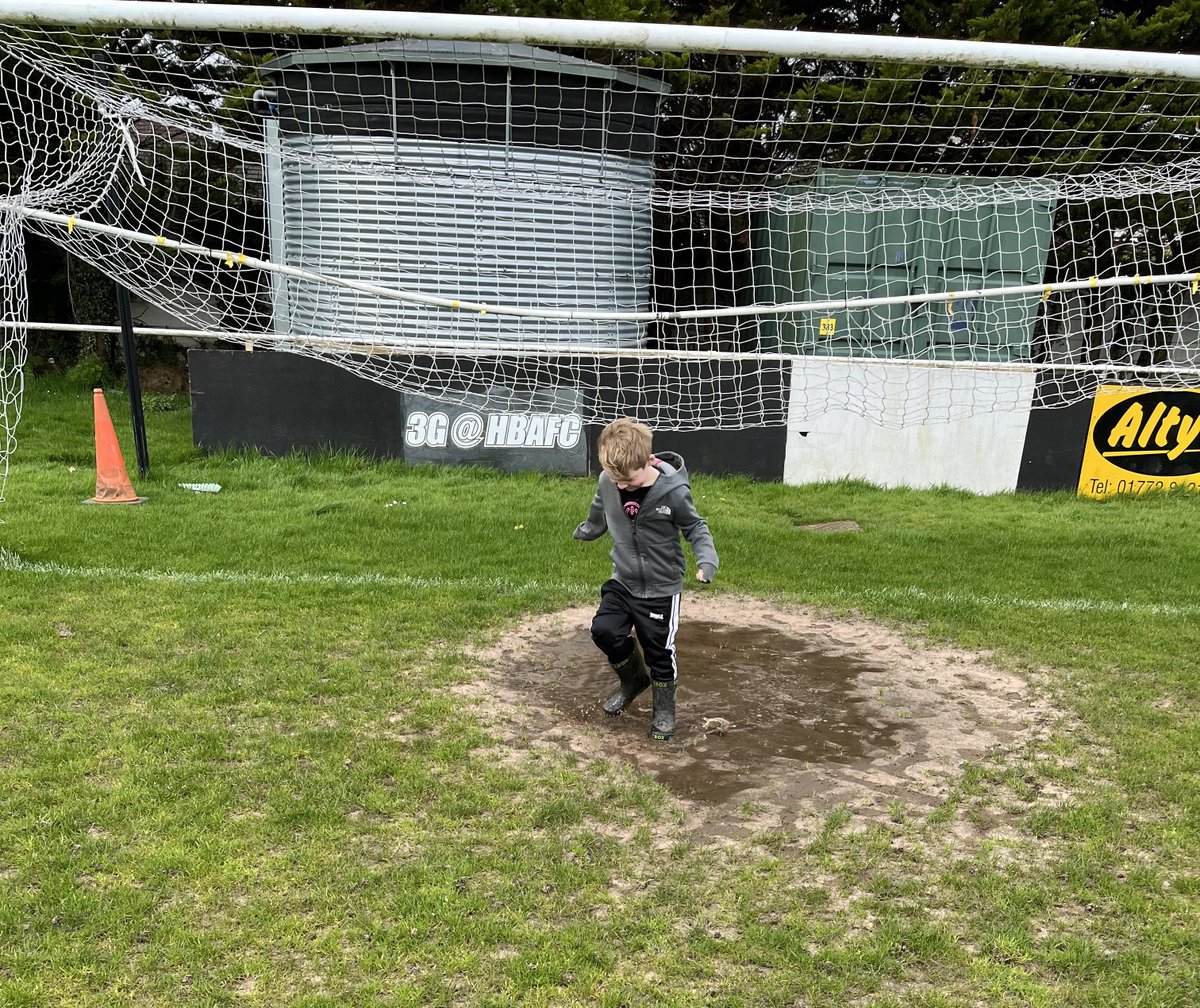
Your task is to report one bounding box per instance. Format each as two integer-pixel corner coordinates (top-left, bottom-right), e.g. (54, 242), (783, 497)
(783, 360), (1036, 494)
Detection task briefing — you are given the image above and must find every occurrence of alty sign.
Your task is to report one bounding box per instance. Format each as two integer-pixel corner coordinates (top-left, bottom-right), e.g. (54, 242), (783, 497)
(1078, 385), (1200, 498)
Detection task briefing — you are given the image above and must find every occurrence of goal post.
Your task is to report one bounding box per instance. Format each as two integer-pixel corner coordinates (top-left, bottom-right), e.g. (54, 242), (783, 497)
(9, 1), (1200, 78)
(4, 0), (1200, 493)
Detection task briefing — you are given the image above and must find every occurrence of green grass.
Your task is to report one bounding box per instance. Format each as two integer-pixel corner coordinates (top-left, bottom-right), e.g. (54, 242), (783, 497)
(1, 379), (1197, 1006)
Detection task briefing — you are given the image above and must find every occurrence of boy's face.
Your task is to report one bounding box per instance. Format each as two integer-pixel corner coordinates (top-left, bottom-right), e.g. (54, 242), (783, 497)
(606, 461), (657, 491)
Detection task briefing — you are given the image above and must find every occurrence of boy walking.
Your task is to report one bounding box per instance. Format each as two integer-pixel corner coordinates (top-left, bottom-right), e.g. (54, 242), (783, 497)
(573, 418), (719, 741)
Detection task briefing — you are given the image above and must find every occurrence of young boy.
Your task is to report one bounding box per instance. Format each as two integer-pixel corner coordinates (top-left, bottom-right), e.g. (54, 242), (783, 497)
(573, 417), (719, 741)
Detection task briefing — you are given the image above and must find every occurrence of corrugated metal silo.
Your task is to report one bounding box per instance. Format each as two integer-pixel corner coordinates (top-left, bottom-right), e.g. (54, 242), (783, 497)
(261, 40), (669, 348)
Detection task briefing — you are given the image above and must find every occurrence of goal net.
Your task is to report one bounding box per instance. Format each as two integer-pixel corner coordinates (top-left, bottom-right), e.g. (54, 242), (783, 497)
(5, 2), (1200, 493)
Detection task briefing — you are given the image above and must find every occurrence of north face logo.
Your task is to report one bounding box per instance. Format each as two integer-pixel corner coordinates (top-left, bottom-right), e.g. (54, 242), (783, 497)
(655, 506), (672, 516)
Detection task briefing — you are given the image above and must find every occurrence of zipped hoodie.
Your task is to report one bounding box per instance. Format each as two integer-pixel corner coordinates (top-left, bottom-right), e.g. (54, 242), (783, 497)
(573, 450), (719, 598)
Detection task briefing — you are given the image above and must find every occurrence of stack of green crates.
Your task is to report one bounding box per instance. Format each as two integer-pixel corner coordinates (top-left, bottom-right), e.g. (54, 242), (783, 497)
(750, 167), (1056, 361)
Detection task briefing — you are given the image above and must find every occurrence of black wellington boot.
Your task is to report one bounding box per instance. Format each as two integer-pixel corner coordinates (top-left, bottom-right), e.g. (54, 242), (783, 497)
(602, 648), (650, 715)
(649, 681), (676, 741)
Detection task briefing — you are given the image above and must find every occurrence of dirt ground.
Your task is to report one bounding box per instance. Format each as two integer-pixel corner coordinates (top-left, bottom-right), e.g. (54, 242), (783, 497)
(464, 594), (1059, 844)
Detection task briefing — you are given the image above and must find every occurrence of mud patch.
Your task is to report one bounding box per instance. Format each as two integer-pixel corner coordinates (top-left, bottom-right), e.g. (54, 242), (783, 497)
(798, 520), (863, 533)
(464, 595), (1055, 841)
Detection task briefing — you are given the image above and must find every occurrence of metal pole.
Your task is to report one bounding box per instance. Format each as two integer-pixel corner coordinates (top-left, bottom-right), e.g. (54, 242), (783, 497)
(5, 0), (1200, 79)
(115, 283), (150, 478)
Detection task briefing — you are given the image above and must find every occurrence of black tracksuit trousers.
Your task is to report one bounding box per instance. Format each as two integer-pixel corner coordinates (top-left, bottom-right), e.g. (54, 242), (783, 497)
(590, 579), (681, 684)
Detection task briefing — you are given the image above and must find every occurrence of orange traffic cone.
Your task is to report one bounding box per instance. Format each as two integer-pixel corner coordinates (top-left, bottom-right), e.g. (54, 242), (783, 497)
(85, 388), (147, 505)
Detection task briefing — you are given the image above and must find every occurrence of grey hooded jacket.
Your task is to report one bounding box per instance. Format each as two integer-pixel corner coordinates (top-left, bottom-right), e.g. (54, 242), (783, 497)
(573, 450), (719, 598)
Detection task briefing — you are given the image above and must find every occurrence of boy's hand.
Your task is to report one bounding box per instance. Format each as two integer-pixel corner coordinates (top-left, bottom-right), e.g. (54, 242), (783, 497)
(696, 569), (711, 583)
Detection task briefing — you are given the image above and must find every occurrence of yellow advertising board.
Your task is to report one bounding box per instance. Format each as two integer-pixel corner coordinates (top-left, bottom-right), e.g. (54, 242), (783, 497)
(1078, 385), (1200, 498)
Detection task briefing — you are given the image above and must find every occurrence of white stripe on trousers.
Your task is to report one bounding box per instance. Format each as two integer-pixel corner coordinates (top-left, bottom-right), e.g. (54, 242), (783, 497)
(664, 592), (681, 682)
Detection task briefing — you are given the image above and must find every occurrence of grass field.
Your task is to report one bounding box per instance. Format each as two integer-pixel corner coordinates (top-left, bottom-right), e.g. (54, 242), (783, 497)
(1, 379), (1197, 1007)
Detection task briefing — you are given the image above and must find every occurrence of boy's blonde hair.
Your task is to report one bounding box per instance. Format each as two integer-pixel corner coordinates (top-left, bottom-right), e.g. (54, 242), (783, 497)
(598, 417), (653, 479)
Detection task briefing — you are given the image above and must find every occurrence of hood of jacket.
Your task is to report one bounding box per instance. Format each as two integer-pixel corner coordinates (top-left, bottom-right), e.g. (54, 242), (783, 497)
(643, 450), (688, 502)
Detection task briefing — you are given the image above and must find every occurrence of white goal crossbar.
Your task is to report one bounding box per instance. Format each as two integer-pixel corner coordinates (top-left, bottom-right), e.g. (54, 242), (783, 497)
(6, 0), (1200, 79)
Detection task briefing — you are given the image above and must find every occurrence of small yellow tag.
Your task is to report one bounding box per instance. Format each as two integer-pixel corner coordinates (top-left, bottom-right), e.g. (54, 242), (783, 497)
(67, 216), (75, 235)
(818, 317), (836, 336)
(1042, 286), (1053, 302)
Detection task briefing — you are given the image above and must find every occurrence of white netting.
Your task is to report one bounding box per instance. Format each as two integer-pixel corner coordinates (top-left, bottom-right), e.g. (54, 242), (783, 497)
(4, 13), (1200, 455)
(0, 205), (27, 502)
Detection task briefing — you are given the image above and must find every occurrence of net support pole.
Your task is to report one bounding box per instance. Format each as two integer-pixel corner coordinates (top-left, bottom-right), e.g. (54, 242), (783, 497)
(115, 283), (149, 478)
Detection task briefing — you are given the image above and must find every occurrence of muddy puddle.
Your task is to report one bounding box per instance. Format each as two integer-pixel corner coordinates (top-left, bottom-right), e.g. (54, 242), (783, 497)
(467, 597), (1050, 835)
(529, 621), (901, 803)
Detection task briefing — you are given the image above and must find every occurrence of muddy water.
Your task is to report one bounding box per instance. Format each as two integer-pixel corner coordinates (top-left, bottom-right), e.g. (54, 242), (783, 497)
(520, 620), (903, 804)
